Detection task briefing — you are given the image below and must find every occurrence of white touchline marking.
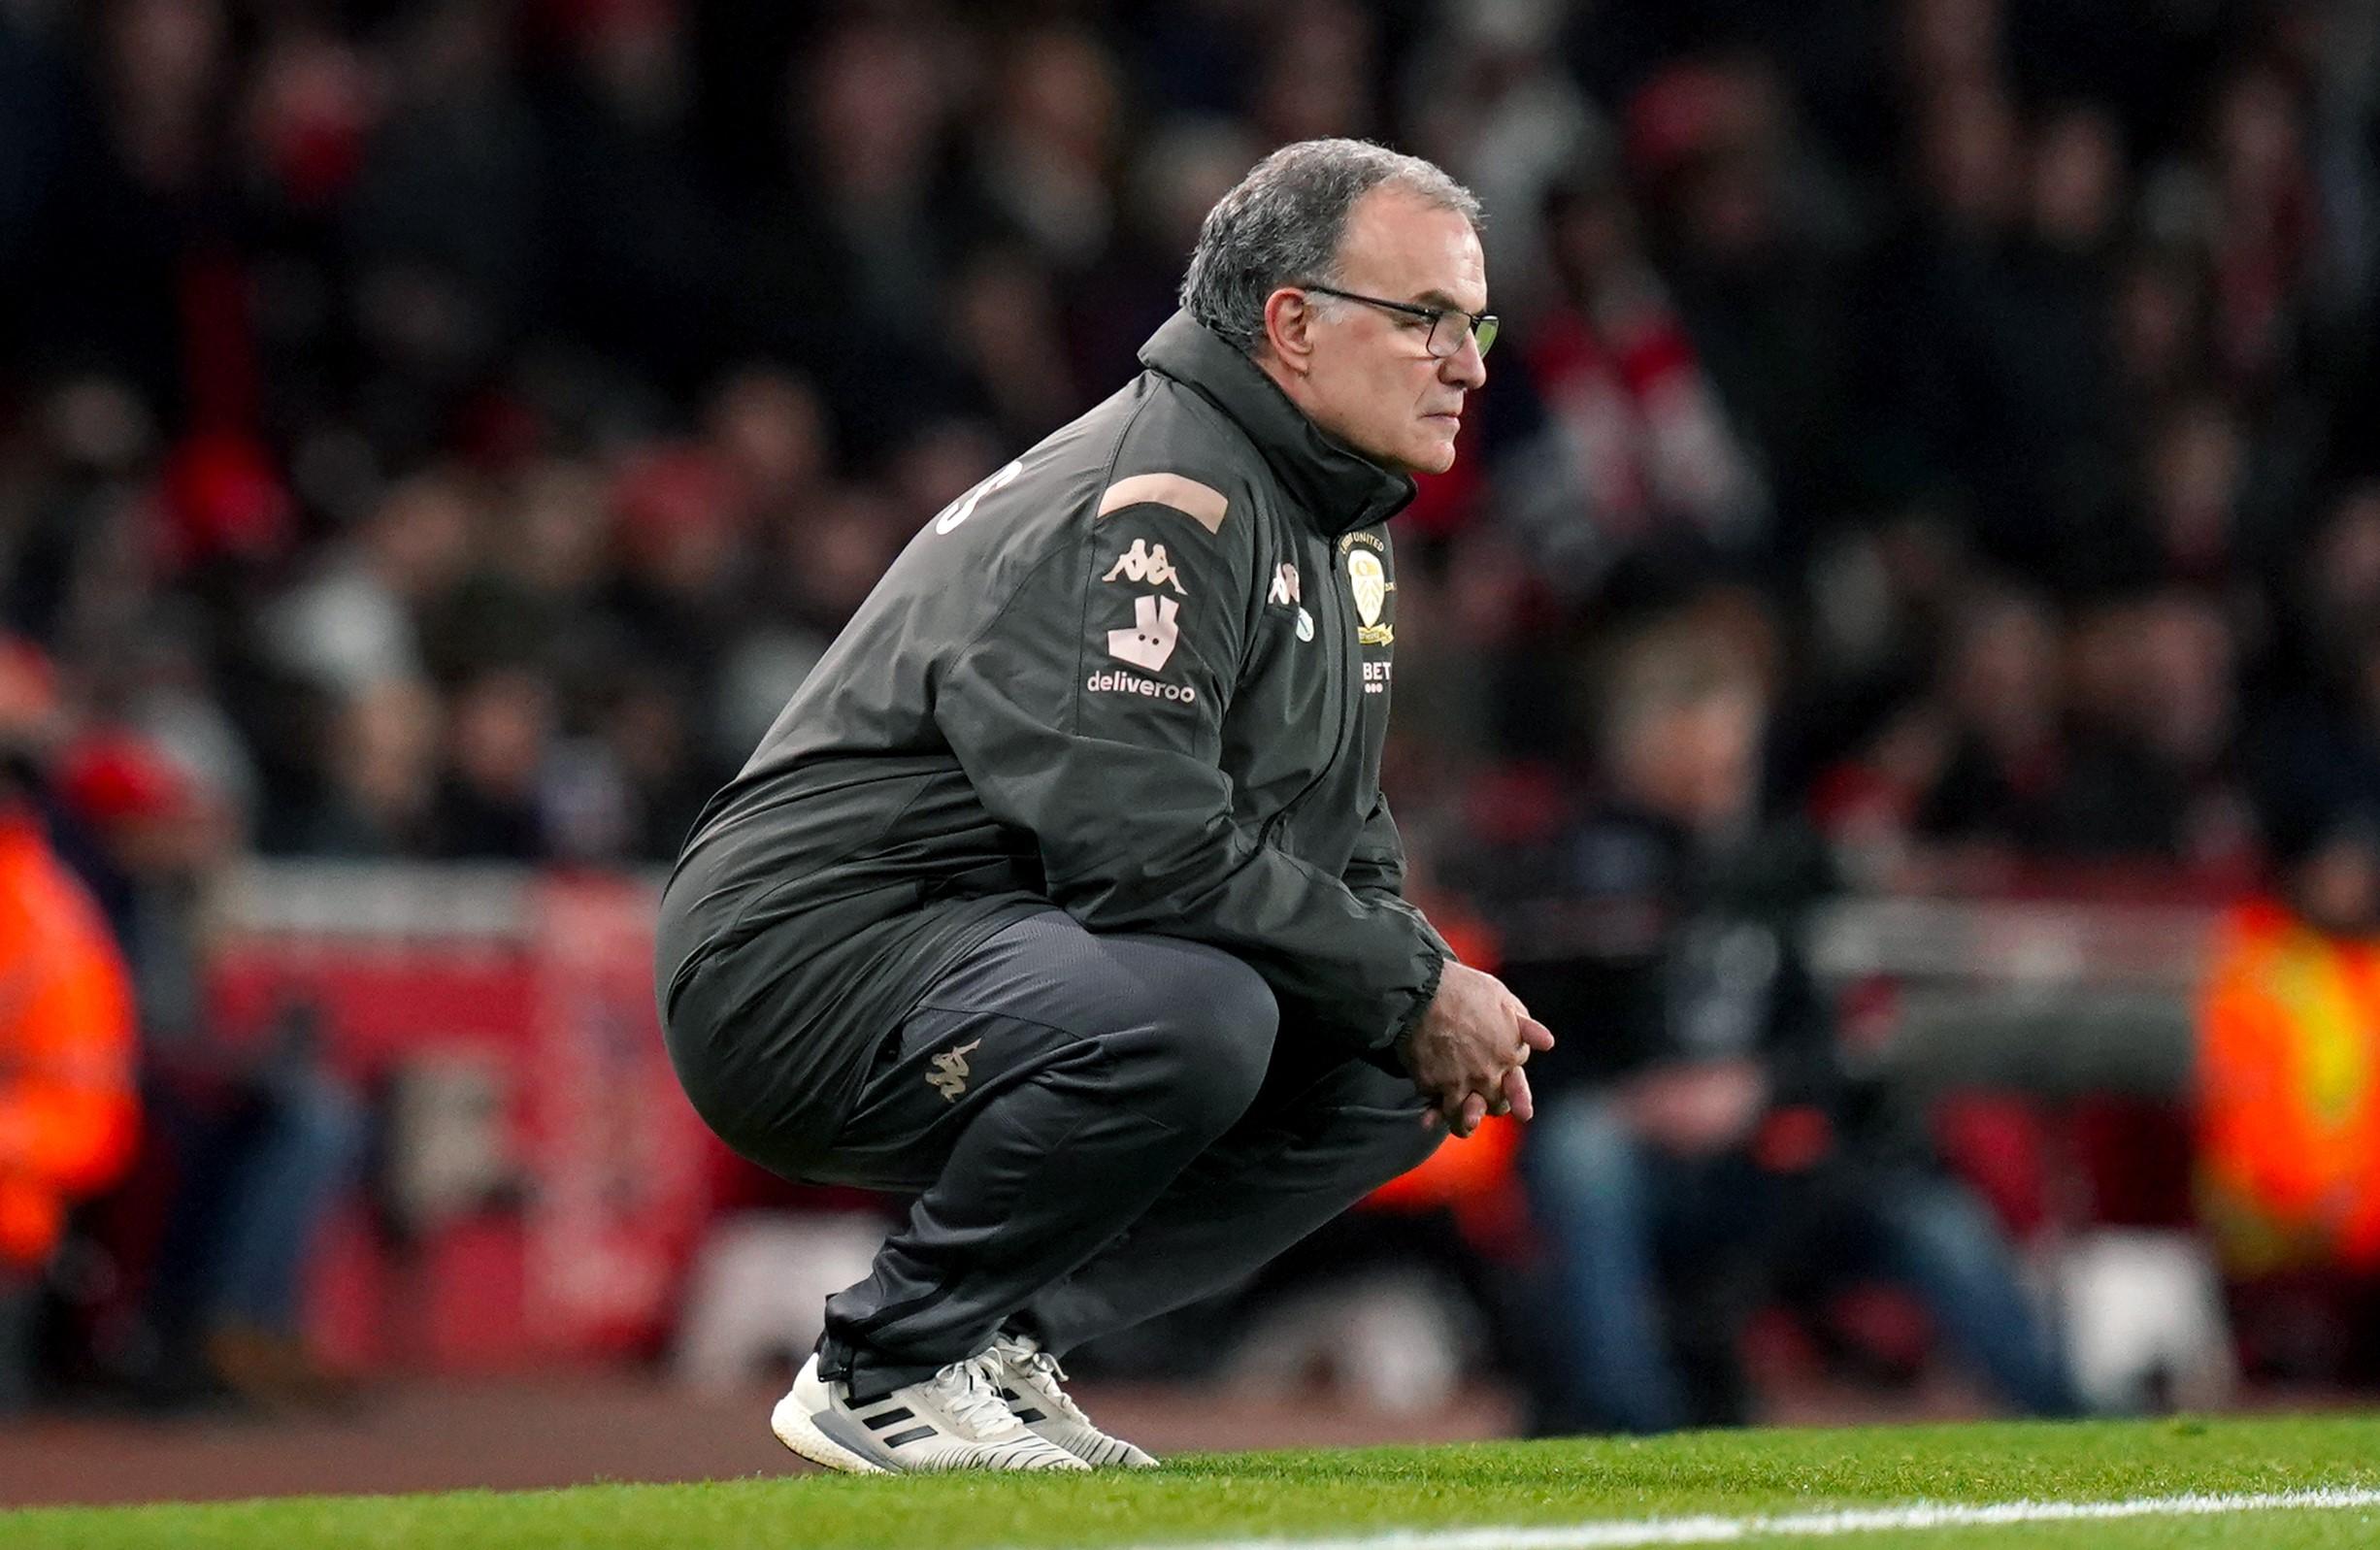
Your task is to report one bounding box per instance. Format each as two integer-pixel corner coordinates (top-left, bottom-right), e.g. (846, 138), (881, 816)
(1086, 1486), (2380, 1550)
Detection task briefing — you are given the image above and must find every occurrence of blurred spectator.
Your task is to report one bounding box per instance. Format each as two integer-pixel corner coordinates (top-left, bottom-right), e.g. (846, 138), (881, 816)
(53, 731), (228, 1036)
(969, 25), (1121, 273)
(1859, 75), (2043, 570)
(1626, 54), (1854, 557)
(529, 0), (734, 386)
(2099, 591), (2256, 877)
(1909, 585), (2077, 858)
(262, 470), (474, 698)
(143, 995), (363, 1412)
(945, 245), (1085, 447)
(704, 368), (831, 524)
(1996, 101), (2127, 566)
(2108, 394), (2252, 593)
(2111, 245), (2214, 409)
(2200, 65), (2320, 402)
(2197, 810), (2380, 1382)
(431, 668), (555, 861)
(50, 726), (363, 1410)
(1463, 620), (2081, 1433)
(598, 443), (740, 683)
(1400, 0), (1605, 320)
(346, 2), (540, 436)
(0, 745), (140, 1414)
(1502, 156), (1769, 593)
(295, 677), (444, 858)
(598, 669), (709, 863)
(2253, 489), (2380, 854)
(1248, 0), (1377, 148)
(734, 12), (981, 452)
(1076, 115), (1261, 379)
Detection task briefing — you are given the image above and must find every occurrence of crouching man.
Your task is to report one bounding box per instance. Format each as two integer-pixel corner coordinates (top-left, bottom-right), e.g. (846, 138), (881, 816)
(656, 140), (1550, 1472)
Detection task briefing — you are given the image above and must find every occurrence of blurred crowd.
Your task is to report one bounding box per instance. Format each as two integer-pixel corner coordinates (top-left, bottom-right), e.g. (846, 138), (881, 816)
(0, 0), (2376, 890)
(8, 0), (2380, 1429)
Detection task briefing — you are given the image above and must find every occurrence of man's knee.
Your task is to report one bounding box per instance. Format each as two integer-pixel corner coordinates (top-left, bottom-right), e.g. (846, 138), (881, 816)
(1109, 940), (1277, 1135)
(1361, 1102), (1442, 1183)
(1305, 1062), (1439, 1182)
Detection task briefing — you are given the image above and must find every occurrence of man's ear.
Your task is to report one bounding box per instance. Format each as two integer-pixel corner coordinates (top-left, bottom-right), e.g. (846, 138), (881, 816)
(1261, 287), (1318, 377)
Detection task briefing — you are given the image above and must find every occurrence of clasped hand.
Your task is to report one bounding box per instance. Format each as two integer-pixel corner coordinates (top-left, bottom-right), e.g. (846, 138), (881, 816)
(1400, 961), (1556, 1138)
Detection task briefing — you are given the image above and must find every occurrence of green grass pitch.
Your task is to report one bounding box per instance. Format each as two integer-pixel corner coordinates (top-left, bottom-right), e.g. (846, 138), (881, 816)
(9, 1413), (2380, 1549)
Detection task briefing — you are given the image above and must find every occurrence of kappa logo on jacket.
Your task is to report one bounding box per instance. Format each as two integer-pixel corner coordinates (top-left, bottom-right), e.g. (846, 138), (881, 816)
(1102, 540), (1188, 595)
(927, 1038), (982, 1102)
(1267, 563), (1301, 607)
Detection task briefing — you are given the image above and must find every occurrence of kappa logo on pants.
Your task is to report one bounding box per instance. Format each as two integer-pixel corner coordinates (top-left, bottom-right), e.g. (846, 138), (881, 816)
(927, 1039), (982, 1102)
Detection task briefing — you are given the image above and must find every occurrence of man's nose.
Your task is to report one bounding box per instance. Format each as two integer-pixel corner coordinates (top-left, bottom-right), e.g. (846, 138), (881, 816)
(1441, 331), (1487, 389)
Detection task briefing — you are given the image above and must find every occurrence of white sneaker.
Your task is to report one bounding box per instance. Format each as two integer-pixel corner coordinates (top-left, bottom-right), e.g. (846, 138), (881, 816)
(989, 1333), (1159, 1468)
(771, 1349), (1091, 1474)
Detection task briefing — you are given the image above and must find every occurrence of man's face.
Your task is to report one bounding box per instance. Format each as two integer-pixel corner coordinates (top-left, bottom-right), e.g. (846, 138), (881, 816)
(1281, 189), (1488, 475)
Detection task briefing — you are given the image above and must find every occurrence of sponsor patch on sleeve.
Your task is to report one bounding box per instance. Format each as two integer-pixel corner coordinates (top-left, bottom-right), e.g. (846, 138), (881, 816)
(1106, 594), (1181, 673)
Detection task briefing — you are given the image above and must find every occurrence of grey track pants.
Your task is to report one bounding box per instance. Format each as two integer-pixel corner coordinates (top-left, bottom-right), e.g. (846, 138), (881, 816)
(800, 909), (1441, 1401)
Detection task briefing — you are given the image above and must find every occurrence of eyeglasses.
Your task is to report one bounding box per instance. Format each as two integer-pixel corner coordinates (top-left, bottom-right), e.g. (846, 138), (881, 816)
(1300, 283), (1499, 359)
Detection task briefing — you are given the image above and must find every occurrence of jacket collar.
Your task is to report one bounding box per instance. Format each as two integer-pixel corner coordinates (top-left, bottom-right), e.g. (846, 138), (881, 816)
(1139, 311), (1416, 537)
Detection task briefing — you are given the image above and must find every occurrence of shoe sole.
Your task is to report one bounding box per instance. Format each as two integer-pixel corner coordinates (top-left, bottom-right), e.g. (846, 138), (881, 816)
(771, 1390), (893, 1475)
(1027, 1425), (1160, 1468)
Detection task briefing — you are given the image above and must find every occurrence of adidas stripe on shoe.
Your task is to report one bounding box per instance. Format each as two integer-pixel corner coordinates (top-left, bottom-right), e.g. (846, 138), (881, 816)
(990, 1333), (1159, 1468)
(771, 1350), (1090, 1474)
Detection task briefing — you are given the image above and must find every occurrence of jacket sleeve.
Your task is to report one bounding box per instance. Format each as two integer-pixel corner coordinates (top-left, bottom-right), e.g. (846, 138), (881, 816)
(1341, 790), (1455, 963)
(935, 494), (1445, 1059)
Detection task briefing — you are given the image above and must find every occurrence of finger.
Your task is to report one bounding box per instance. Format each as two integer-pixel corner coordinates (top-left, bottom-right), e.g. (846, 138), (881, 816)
(1520, 1016), (1556, 1052)
(1501, 1065), (1535, 1124)
(1459, 1090), (1488, 1136)
(1420, 1104), (1443, 1130)
(1511, 1040), (1530, 1067)
(1443, 1094), (1474, 1138)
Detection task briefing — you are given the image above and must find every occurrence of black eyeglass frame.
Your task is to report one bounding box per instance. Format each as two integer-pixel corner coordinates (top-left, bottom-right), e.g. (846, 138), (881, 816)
(1298, 282), (1499, 358)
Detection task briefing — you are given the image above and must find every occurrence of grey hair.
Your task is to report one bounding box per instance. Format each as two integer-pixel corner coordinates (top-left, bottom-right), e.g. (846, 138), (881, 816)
(1179, 138), (1482, 354)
